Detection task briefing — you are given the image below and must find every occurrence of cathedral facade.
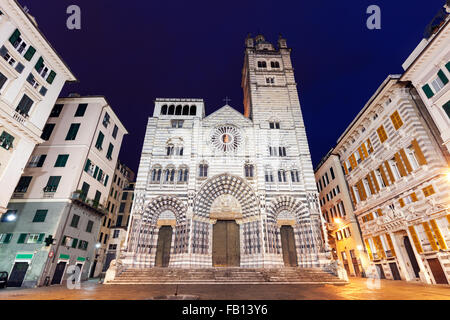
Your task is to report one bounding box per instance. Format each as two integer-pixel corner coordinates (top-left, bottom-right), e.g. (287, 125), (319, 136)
(121, 35), (331, 269)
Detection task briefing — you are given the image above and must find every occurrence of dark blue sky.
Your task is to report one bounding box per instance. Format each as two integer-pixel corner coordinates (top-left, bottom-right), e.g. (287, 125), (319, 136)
(19, 0), (444, 174)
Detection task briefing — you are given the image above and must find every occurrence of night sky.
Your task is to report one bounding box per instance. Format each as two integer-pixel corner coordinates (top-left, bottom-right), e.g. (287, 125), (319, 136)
(18, 0), (444, 174)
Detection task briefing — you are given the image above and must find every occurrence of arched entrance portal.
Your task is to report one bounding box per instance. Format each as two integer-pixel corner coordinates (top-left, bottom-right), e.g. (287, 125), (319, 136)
(211, 194), (242, 267)
(155, 226), (173, 267)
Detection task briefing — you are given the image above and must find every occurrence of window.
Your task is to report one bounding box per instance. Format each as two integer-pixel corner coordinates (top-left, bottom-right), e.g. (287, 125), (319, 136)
(390, 111), (404, 130)
(15, 176), (32, 193)
(265, 167), (274, 183)
(244, 164), (254, 178)
(336, 231), (342, 241)
(65, 123), (80, 140)
(94, 191), (101, 205)
(86, 220), (94, 233)
(78, 240), (89, 251)
(106, 143), (114, 160)
(178, 168), (189, 183)
(291, 170), (300, 183)
(199, 164), (208, 178)
(377, 125), (388, 143)
(164, 168), (175, 183)
(54, 154), (69, 167)
(103, 112), (110, 128)
(269, 121), (280, 129)
(257, 61), (267, 68)
(0, 233), (13, 244)
(266, 77), (275, 84)
(41, 123), (55, 141)
(26, 233), (44, 244)
(430, 76), (445, 94)
(16, 94), (33, 117)
(70, 214), (80, 228)
(375, 169), (386, 188)
(50, 104), (64, 117)
(406, 146), (420, 171)
(75, 103), (88, 117)
(352, 186), (361, 203)
(423, 185), (435, 197)
(388, 159), (401, 181)
(113, 230), (120, 239)
(270, 61), (280, 68)
(151, 167), (162, 182)
(109, 244), (117, 250)
(171, 120), (184, 128)
(0, 131), (14, 150)
(44, 176), (61, 192)
(122, 192), (128, 201)
(330, 167), (335, 180)
(278, 170), (287, 183)
(95, 131), (104, 150)
(119, 202), (126, 213)
(0, 71), (7, 91)
(161, 105), (168, 115)
(363, 178), (372, 197)
(32, 210), (47, 223)
(443, 100), (450, 119)
(112, 125), (118, 139)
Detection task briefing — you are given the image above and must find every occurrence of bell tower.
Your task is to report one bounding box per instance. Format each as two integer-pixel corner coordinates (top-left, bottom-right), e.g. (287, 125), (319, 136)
(241, 34), (303, 126)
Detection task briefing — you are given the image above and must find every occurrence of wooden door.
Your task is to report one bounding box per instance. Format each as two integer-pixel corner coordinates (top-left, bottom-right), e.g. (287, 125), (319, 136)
(155, 226), (173, 267)
(281, 225), (298, 267)
(8, 262), (29, 287)
(427, 258), (448, 284)
(403, 236), (420, 278)
(375, 264), (386, 279)
(389, 262), (401, 280)
(213, 220), (240, 267)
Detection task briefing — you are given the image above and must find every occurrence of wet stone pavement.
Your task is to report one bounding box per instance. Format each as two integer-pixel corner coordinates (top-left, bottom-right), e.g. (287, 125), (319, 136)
(0, 278), (449, 300)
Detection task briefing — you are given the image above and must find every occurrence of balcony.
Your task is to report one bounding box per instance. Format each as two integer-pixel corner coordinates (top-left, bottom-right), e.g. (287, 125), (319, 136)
(71, 191), (107, 216)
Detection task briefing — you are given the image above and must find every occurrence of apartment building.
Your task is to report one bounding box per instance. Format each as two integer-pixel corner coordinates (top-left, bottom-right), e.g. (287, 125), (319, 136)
(315, 151), (369, 277)
(0, 96), (127, 287)
(335, 75), (450, 284)
(0, 0), (76, 215)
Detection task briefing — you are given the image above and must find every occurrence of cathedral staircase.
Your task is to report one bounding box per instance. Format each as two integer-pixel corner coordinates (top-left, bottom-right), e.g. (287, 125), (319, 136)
(106, 267), (347, 285)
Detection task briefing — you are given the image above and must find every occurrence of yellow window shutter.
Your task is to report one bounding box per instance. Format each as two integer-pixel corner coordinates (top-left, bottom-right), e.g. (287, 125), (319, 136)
(430, 220), (448, 250)
(358, 180), (367, 201)
(362, 143), (369, 158)
(367, 139), (373, 153)
(350, 185), (357, 205)
(358, 147), (365, 161)
(408, 226), (423, 254)
(399, 198), (405, 207)
(422, 222), (439, 251)
(399, 148), (413, 173)
(371, 171), (380, 192)
(447, 215), (450, 225)
(365, 239), (373, 260)
(394, 152), (407, 177)
(369, 212), (374, 220)
(384, 161), (395, 183)
(390, 111), (404, 130)
(350, 154), (357, 169)
(385, 234), (396, 257)
(343, 162), (349, 175)
(378, 165), (390, 186)
(374, 236), (386, 259)
(411, 192), (418, 202)
(411, 139), (427, 165)
(377, 209), (383, 217)
(366, 175), (375, 194)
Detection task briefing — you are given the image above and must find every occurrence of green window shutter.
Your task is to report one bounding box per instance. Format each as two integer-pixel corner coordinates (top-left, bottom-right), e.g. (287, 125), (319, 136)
(104, 175), (109, 187)
(106, 143), (114, 160)
(75, 104), (88, 117)
(93, 166), (99, 179)
(61, 235), (67, 245)
(37, 233), (45, 243)
(422, 84), (434, 99)
(446, 62), (450, 73)
(4, 234), (13, 244)
(95, 132), (104, 149)
(46, 71), (56, 84)
(71, 238), (78, 248)
(17, 233), (27, 244)
(443, 100), (450, 119)
(84, 159), (91, 172)
(55, 154), (69, 167)
(37, 155), (47, 167)
(33, 210), (48, 223)
(35, 57), (44, 72)
(437, 69), (449, 85)
(65, 123), (80, 140)
(97, 169), (103, 182)
(23, 46), (36, 61)
(9, 29), (21, 45)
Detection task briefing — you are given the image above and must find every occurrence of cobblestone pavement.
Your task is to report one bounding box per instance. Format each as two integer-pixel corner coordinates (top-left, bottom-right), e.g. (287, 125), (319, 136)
(0, 278), (449, 300)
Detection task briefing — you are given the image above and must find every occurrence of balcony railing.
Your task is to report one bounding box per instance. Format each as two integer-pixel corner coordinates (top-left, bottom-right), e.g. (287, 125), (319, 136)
(71, 191), (107, 215)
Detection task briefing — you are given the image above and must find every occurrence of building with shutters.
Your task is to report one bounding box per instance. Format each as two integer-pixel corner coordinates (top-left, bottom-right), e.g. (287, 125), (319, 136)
(315, 151), (369, 278)
(112, 35), (332, 273)
(0, 96), (127, 287)
(401, 4), (450, 154)
(0, 0), (76, 216)
(95, 161), (134, 277)
(334, 75), (450, 285)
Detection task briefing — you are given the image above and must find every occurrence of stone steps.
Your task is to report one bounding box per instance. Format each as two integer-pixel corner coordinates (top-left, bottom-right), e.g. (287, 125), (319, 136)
(106, 267), (347, 285)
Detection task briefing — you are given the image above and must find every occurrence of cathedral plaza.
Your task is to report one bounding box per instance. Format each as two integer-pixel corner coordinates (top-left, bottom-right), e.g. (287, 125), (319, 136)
(0, 278), (449, 300)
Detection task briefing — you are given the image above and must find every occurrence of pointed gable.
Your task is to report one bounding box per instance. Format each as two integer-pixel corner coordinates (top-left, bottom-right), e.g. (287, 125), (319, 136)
(203, 105), (253, 126)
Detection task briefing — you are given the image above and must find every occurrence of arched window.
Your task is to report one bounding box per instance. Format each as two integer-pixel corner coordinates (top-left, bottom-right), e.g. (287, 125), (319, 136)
(151, 166), (162, 183)
(290, 169), (300, 183)
(161, 105), (168, 115)
(244, 164), (254, 178)
(198, 163), (208, 178)
(166, 138), (184, 157)
(278, 170), (287, 183)
(168, 105), (175, 115)
(164, 167), (175, 183)
(175, 105), (182, 115)
(265, 167), (274, 183)
(166, 144), (174, 156)
(257, 61), (267, 68)
(178, 167), (189, 183)
(190, 105), (197, 116)
(271, 61), (280, 68)
(269, 121), (280, 129)
(182, 105), (189, 115)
